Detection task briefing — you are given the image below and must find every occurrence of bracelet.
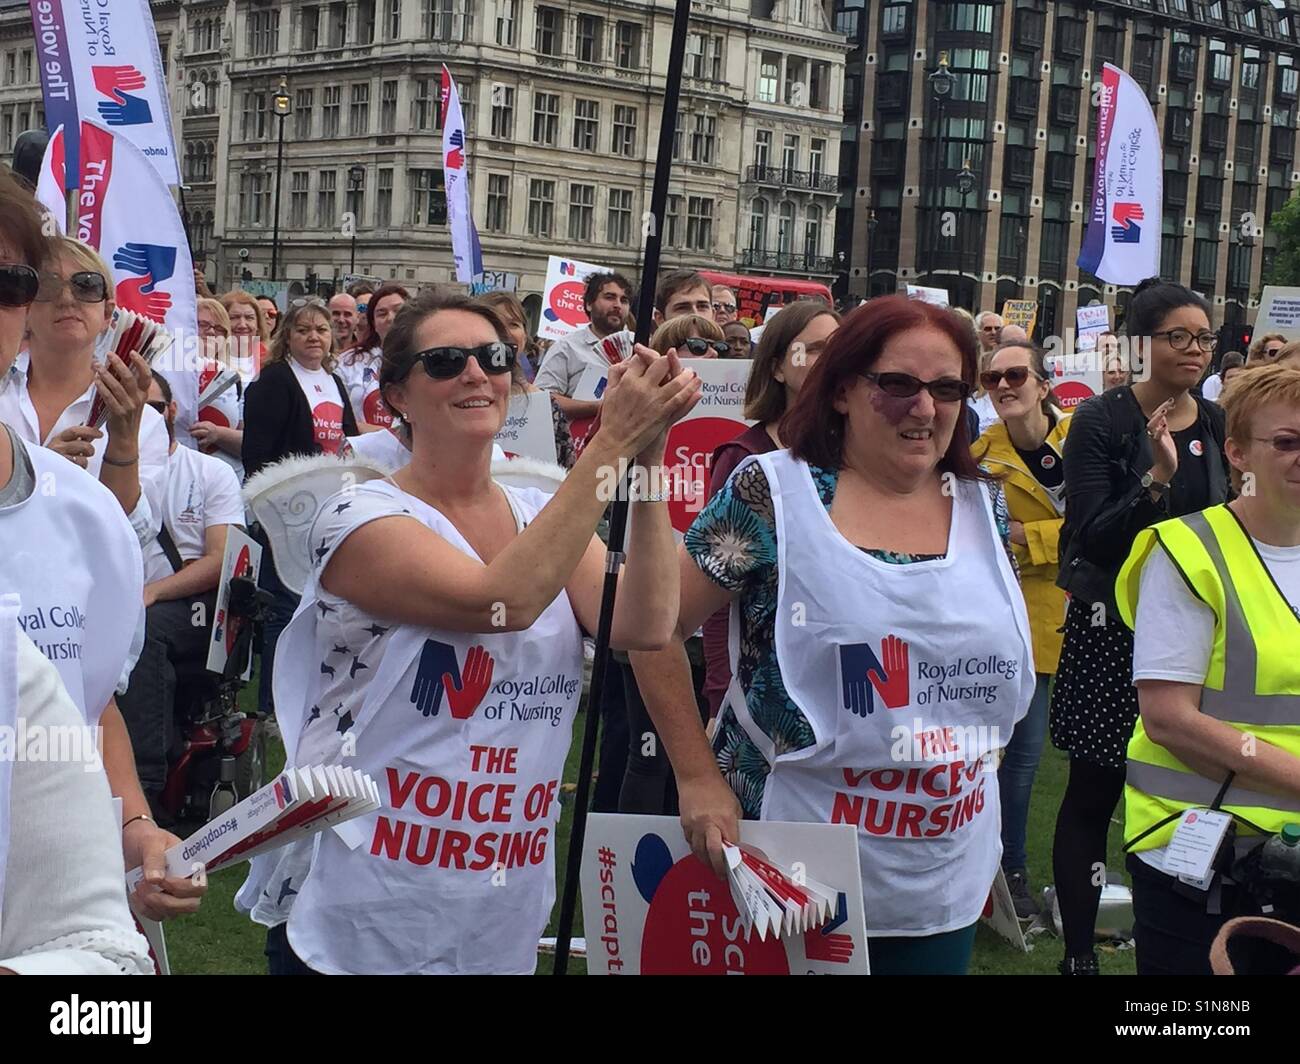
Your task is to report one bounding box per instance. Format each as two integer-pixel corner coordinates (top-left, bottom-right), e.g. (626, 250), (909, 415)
(122, 813), (154, 830)
(634, 490), (669, 503)
(102, 452), (139, 467)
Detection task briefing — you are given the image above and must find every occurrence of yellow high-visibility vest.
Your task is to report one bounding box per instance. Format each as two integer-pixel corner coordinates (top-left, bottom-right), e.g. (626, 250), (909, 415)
(1116, 504), (1300, 852)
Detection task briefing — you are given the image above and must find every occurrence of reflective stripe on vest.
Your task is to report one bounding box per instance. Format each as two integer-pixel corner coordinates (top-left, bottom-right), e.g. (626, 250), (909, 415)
(1126, 759), (1300, 815)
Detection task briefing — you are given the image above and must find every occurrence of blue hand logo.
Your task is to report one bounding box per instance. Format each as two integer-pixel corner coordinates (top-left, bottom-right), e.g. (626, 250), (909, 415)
(113, 243), (177, 292)
(98, 93), (153, 127)
(410, 639), (461, 717)
(840, 641), (886, 717)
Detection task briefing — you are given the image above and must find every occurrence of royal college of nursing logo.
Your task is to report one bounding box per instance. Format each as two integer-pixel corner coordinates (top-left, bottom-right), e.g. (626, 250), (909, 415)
(92, 65), (153, 127)
(1110, 202), (1144, 244)
(112, 242), (177, 321)
(410, 639), (496, 720)
(839, 635), (911, 716)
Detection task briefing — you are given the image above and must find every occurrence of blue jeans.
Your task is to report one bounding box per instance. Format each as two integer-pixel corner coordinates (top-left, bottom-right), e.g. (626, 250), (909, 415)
(255, 530), (300, 717)
(867, 923), (978, 975)
(999, 672), (1051, 872)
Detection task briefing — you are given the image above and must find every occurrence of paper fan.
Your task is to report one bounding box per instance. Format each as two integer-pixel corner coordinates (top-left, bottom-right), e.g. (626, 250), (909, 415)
(598, 329), (635, 367)
(85, 309), (176, 428)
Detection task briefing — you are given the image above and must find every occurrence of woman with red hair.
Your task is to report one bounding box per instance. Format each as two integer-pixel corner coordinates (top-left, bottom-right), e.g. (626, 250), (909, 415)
(629, 294), (1035, 974)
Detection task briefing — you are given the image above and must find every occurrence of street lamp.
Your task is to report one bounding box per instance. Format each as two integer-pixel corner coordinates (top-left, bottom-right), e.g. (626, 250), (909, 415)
(926, 51), (956, 289)
(956, 158), (976, 304)
(269, 76), (292, 282)
(348, 164), (365, 273)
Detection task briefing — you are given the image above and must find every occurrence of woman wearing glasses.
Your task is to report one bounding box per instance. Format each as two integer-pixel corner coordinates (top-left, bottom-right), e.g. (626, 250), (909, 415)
(1116, 363), (1300, 974)
(628, 295), (1035, 975)
(0, 236), (167, 540)
(649, 314), (731, 361)
(1051, 278), (1230, 975)
(971, 341), (1071, 921)
(239, 287), (699, 973)
(187, 297), (245, 477)
(338, 282), (409, 433)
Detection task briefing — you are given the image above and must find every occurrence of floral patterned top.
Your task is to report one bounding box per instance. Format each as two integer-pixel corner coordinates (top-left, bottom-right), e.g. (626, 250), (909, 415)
(685, 459), (1014, 818)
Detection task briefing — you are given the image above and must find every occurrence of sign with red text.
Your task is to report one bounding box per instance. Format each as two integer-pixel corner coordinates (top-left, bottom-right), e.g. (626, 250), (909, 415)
(580, 813), (868, 975)
(206, 528), (261, 679)
(539, 255), (609, 341)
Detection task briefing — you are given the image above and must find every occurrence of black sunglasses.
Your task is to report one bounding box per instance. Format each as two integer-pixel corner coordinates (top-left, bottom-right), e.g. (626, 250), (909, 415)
(0, 263), (40, 308)
(980, 366), (1040, 390)
(415, 341), (516, 380)
(35, 270), (108, 304)
(862, 371), (971, 403)
(683, 337), (730, 358)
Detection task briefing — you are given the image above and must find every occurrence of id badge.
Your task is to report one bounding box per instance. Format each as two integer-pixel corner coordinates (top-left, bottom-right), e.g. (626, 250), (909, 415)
(1164, 808), (1232, 889)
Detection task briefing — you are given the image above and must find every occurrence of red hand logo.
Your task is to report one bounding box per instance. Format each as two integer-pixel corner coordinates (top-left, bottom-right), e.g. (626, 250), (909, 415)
(443, 645), (495, 719)
(1112, 202), (1144, 226)
(93, 64), (147, 102)
(115, 277), (171, 322)
(867, 634), (910, 710)
(803, 929), (855, 964)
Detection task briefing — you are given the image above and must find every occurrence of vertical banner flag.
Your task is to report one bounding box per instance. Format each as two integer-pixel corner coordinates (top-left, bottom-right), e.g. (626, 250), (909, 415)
(440, 66), (483, 284)
(29, 0), (180, 189)
(73, 119), (198, 429)
(1077, 64), (1162, 284)
(35, 124), (68, 233)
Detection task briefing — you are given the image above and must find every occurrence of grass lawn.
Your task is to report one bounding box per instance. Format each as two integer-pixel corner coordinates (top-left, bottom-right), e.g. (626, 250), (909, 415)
(163, 682), (1136, 976)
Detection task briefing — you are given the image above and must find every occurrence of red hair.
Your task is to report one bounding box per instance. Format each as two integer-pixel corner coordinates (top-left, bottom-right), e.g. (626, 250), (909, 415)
(780, 294), (990, 481)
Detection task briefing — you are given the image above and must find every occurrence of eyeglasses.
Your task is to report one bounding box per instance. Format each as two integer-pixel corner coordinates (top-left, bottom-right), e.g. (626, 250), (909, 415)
(712, 302), (737, 314)
(1251, 435), (1300, 454)
(34, 270), (108, 303)
(683, 337), (730, 358)
(979, 366), (1040, 390)
(146, 400), (168, 414)
(197, 321), (229, 337)
(861, 371), (971, 403)
(288, 297), (325, 310)
(1151, 328), (1218, 353)
(0, 263), (39, 308)
(414, 341), (516, 380)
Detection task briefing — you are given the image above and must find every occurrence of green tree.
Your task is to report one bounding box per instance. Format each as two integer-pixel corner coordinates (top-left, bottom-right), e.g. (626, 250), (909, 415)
(1264, 190), (1300, 286)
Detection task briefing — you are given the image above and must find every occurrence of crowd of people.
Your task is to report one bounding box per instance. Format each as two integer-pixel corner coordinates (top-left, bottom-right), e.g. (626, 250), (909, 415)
(2, 163), (1298, 977)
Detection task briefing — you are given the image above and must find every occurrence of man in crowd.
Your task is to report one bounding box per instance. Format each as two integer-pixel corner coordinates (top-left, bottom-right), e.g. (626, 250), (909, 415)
(723, 321), (752, 359)
(655, 269), (715, 325)
(533, 271), (633, 422)
(117, 372), (245, 809)
(976, 310), (1004, 354)
(711, 284), (738, 327)
(328, 293), (359, 353)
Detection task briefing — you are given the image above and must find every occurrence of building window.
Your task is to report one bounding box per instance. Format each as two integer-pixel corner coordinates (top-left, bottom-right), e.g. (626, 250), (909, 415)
(569, 183), (595, 241)
(380, 81), (398, 133)
(301, 5), (320, 50)
(295, 89), (314, 138)
(357, 0), (375, 43)
(666, 194), (682, 246)
(528, 179), (555, 237)
(750, 197), (769, 250)
(881, 3), (908, 35)
(242, 90), (269, 140)
(612, 105), (637, 156)
(412, 78), (436, 131)
(532, 92), (560, 145)
(608, 188), (633, 245)
(322, 86), (341, 137)
(690, 113), (716, 164)
(777, 200), (795, 255)
(686, 196), (714, 251)
(423, 0), (465, 40)
(409, 169), (447, 225)
(491, 85), (514, 138)
(577, 14), (603, 63)
(385, 0), (401, 39)
(755, 129), (772, 169)
(782, 134), (799, 178)
(686, 32), (707, 78)
(290, 171), (309, 228)
(616, 21), (641, 68)
(314, 170), (335, 227)
(535, 6), (562, 55)
(951, 48), (991, 104)
(350, 84), (370, 135)
(348, 170), (365, 228)
(936, 3), (993, 33)
(328, 2), (347, 46)
(759, 52), (780, 103)
(496, 0), (517, 45)
(247, 10), (279, 56)
(376, 168), (393, 226)
(804, 204), (822, 258)
(487, 173), (510, 231)
(574, 99), (599, 151)
(238, 172), (270, 226)
(709, 36), (724, 82)
(810, 137), (826, 178)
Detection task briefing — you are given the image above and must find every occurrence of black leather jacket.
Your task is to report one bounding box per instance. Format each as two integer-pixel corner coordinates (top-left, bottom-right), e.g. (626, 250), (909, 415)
(1056, 386), (1229, 612)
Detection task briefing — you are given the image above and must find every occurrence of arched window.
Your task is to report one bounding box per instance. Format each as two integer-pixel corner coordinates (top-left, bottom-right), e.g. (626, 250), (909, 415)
(777, 201), (795, 257)
(804, 204), (822, 259)
(750, 197), (769, 251)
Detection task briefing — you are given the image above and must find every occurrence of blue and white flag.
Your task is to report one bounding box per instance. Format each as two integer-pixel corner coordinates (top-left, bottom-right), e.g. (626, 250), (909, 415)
(441, 66), (483, 284)
(1077, 64), (1162, 284)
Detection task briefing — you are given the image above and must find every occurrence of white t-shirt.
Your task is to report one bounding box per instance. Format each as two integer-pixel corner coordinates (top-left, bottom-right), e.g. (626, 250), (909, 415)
(289, 360), (347, 456)
(1131, 531), (1300, 874)
(533, 326), (606, 398)
(343, 432), (506, 474)
(336, 346), (392, 429)
(1201, 373), (1224, 403)
(968, 392), (1001, 437)
(142, 445), (246, 584)
(190, 359), (244, 476)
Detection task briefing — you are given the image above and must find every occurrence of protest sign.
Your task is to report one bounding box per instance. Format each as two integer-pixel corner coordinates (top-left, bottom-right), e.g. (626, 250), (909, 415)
(1002, 299), (1038, 335)
(1075, 304), (1111, 352)
(207, 528), (262, 680)
(580, 813), (869, 974)
(540, 255), (609, 341)
(906, 284), (950, 307)
(1255, 286), (1300, 339)
(494, 391), (559, 465)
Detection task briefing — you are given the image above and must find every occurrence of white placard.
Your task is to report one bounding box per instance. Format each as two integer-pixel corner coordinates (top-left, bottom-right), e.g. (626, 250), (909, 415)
(494, 390), (559, 465)
(1255, 286), (1300, 339)
(206, 528), (263, 679)
(539, 255), (611, 341)
(906, 284), (950, 307)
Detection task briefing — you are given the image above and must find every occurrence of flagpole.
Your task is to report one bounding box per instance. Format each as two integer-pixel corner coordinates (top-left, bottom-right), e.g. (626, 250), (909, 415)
(551, 0), (693, 976)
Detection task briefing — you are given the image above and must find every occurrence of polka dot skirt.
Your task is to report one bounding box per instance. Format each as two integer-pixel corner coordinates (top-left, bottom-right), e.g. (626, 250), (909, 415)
(1049, 596), (1140, 769)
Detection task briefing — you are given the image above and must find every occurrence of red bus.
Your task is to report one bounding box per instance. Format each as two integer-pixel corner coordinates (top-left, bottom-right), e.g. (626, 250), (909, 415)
(699, 271), (834, 326)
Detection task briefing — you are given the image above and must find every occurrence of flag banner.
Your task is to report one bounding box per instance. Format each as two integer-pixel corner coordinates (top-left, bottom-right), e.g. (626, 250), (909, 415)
(1077, 63), (1162, 284)
(539, 255), (611, 341)
(28, 0), (180, 188)
(35, 123), (67, 232)
(580, 813), (869, 975)
(441, 66), (482, 284)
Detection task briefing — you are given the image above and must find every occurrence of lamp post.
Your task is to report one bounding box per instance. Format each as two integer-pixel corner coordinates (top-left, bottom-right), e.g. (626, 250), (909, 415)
(348, 164), (365, 274)
(956, 158), (976, 307)
(926, 51), (955, 288)
(269, 76), (292, 282)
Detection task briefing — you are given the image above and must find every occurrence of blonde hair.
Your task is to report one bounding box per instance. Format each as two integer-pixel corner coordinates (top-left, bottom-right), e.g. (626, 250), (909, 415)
(1220, 363), (1300, 490)
(649, 313), (724, 354)
(1247, 331), (1287, 364)
(267, 299), (337, 372)
(1274, 340), (1300, 368)
(52, 236), (113, 290)
(221, 290), (270, 345)
(197, 297), (231, 335)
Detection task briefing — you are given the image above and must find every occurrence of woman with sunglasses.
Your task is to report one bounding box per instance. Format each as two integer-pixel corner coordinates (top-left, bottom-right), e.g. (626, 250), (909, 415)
(971, 341), (1071, 921)
(0, 236), (168, 541)
(338, 283), (409, 434)
(628, 295), (1035, 975)
(239, 287), (699, 973)
(1051, 278), (1231, 975)
(186, 297), (245, 477)
(648, 314), (731, 361)
(1115, 363), (1300, 974)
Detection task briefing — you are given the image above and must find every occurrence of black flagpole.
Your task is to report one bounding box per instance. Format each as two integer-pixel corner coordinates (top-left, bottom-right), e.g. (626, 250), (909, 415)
(552, 0), (693, 975)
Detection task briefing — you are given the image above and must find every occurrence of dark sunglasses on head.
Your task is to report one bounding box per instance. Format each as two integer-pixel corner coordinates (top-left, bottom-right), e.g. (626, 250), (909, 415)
(0, 263), (40, 308)
(683, 337), (730, 358)
(288, 297), (325, 311)
(979, 366), (1040, 390)
(35, 270), (108, 303)
(415, 341), (516, 380)
(862, 371), (971, 403)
